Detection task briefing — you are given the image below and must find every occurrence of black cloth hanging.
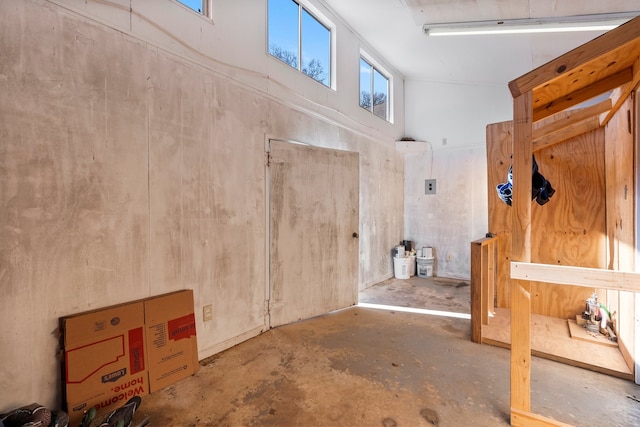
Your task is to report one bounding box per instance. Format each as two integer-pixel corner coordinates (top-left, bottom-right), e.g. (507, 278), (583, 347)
(496, 155), (555, 206)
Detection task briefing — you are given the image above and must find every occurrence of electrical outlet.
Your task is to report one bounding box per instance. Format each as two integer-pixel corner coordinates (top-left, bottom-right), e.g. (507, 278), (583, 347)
(203, 304), (213, 322)
(425, 179), (437, 195)
(447, 254), (453, 261)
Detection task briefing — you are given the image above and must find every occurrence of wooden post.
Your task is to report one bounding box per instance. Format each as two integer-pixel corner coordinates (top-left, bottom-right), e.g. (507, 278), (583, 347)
(470, 240), (483, 343)
(471, 237), (498, 343)
(487, 238), (496, 318)
(481, 243), (490, 325)
(511, 92), (533, 417)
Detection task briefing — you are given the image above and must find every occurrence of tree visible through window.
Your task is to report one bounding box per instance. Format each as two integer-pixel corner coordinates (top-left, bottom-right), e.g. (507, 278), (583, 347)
(360, 57), (389, 121)
(268, 0), (331, 87)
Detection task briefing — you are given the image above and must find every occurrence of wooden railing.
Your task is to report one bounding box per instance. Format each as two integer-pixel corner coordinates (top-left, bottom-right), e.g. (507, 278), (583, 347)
(470, 235), (498, 343)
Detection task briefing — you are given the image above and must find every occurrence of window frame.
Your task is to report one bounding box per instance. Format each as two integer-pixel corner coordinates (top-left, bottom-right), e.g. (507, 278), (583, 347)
(267, 0), (335, 89)
(175, 0), (211, 17)
(359, 52), (392, 122)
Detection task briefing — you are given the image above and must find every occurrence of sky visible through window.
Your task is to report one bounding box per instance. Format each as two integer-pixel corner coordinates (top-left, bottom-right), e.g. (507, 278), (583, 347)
(177, 0), (203, 13)
(269, 0), (330, 87)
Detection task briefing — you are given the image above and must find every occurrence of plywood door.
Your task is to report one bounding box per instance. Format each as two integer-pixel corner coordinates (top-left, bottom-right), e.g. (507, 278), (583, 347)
(268, 140), (359, 328)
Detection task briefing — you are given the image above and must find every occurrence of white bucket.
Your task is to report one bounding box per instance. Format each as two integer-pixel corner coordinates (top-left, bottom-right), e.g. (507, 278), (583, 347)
(408, 255), (416, 276)
(417, 256), (434, 278)
(393, 256), (410, 279)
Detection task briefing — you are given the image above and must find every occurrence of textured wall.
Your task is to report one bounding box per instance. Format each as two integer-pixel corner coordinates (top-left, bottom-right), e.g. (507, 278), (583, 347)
(0, 0), (403, 411)
(403, 80), (507, 279)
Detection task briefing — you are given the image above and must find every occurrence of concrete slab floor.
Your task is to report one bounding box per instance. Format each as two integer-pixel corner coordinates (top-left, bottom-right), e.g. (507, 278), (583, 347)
(136, 277), (640, 426)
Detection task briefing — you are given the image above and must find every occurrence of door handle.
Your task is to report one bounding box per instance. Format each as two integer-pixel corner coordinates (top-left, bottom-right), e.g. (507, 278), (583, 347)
(352, 232), (359, 238)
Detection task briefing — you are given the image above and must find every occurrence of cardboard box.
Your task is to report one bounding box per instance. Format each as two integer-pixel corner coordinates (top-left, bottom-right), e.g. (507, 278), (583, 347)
(144, 290), (199, 392)
(61, 290), (199, 424)
(61, 301), (148, 425)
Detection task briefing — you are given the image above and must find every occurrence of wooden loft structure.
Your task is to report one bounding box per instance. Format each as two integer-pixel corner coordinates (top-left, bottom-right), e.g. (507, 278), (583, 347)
(472, 15), (640, 427)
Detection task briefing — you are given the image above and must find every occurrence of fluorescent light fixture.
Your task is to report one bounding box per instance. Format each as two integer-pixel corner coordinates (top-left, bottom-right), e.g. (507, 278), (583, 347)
(423, 12), (639, 36)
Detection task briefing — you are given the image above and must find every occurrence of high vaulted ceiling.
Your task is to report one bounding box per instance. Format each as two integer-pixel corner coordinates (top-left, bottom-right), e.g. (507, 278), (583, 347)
(321, 0), (640, 85)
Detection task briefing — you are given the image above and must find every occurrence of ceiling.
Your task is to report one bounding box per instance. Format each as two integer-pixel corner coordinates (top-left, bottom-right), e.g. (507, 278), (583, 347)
(321, 0), (640, 86)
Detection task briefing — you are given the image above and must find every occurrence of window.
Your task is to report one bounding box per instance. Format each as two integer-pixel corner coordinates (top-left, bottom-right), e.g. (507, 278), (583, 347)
(177, 0), (207, 15)
(268, 0), (331, 87)
(360, 57), (389, 121)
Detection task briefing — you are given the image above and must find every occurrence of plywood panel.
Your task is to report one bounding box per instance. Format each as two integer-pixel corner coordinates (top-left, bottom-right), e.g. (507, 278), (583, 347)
(269, 141), (359, 327)
(509, 17), (640, 97)
(483, 308), (633, 380)
(604, 95), (636, 373)
(486, 121), (513, 308)
(486, 124), (606, 318)
(530, 129), (606, 319)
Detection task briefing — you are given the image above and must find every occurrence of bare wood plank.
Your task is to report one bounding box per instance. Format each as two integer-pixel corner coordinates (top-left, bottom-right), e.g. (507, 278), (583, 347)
(483, 308), (633, 379)
(511, 262), (640, 291)
(511, 407), (574, 427)
(481, 243), (489, 325)
(512, 93), (533, 262)
(532, 116), (601, 152)
(532, 67), (632, 122)
(603, 94), (636, 373)
(511, 92), (533, 413)
(532, 99), (610, 137)
(487, 238), (496, 318)
(509, 16), (640, 97)
(470, 240), (483, 343)
(511, 280), (532, 412)
(567, 319), (618, 348)
(600, 57), (640, 126)
(485, 122), (512, 310)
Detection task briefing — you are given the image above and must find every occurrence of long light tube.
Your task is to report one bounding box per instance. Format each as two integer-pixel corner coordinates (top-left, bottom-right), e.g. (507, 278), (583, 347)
(423, 12), (639, 36)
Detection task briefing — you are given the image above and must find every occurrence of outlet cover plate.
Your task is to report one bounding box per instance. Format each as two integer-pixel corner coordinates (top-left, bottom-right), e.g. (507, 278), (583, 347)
(425, 179), (437, 195)
(203, 304), (213, 322)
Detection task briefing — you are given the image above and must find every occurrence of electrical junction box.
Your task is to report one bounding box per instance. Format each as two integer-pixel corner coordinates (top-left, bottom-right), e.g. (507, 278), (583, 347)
(425, 179), (437, 195)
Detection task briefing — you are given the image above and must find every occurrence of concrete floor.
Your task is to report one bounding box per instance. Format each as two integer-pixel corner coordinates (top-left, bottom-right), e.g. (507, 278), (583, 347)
(137, 276), (640, 426)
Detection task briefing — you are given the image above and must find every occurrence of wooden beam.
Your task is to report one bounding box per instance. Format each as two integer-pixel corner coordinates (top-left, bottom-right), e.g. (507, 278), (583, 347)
(470, 240), (482, 343)
(510, 279), (532, 414)
(532, 99), (611, 136)
(532, 116), (601, 152)
(600, 57), (640, 126)
(509, 16), (640, 97)
(471, 236), (498, 343)
(511, 262), (640, 291)
(532, 67), (632, 122)
(511, 92), (533, 415)
(511, 407), (574, 427)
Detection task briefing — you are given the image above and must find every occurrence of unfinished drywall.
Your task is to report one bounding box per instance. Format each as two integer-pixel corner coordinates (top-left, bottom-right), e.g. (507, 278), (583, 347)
(403, 80), (509, 278)
(0, 0), (404, 411)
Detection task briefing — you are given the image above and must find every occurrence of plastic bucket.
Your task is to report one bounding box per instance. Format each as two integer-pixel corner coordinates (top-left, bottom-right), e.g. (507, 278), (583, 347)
(417, 257), (434, 278)
(393, 256), (410, 279)
(408, 255), (416, 276)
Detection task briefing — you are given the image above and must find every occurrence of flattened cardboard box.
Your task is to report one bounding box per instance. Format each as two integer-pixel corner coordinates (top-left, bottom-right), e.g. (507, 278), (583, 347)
(144, 290), (199, 393)
(61, 290), (199, 424)
(61, 301), (148, 425)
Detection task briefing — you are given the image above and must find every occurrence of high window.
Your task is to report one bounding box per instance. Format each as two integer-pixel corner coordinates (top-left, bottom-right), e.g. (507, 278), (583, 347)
(359, 57), (389, 121)
(268, 0), (332, 87)
(176, 0), (208, 15)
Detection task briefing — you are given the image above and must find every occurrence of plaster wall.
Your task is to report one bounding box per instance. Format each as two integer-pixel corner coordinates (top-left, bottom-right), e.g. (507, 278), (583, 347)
(403, 80), (512, 278)
(0, 0), (404, 410)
